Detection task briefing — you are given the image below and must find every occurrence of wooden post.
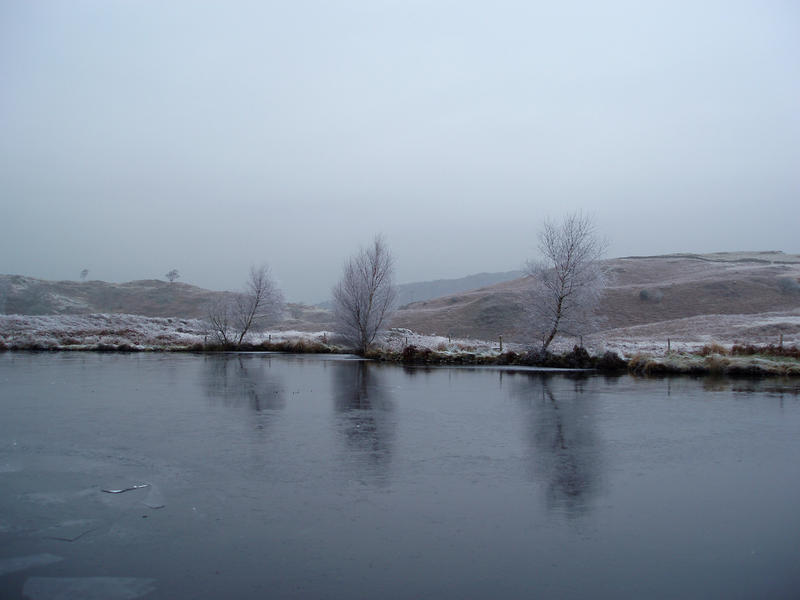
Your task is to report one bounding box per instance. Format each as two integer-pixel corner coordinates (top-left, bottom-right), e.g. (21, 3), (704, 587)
(667, 338), (671, 353)
(579, 335), (583, 348)
(499, 335), (503, 353)
(448, 333), (451, 343)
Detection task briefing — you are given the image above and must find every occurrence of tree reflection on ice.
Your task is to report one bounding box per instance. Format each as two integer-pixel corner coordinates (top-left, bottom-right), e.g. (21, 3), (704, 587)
(202, 355), (285, 413)
(331, 361), (395, 483)
(512, 374), (602, 518)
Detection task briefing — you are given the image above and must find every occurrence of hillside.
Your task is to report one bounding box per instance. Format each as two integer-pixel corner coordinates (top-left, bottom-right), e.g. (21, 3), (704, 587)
(390, 252), (800, 348)
(3, 251), (800, 349)
(0, 275), (332, 332)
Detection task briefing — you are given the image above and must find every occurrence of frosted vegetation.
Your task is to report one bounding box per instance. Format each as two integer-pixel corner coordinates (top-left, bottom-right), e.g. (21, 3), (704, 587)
(0, 314), (498, 356)
(2, 313), (799, 375)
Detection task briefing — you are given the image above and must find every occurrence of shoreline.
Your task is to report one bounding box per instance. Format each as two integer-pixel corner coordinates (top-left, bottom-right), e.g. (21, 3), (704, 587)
(3, 342), (799, 377)
(2, 313), (798, 377)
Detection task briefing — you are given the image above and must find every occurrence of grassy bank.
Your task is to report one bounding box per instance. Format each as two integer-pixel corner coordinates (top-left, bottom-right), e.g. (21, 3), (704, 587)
(627, 343), (800, 376)
(2, 313), (798, 376)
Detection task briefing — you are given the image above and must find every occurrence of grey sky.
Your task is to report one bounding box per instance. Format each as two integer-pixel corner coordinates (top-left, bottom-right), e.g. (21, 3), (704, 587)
(2, 1), (798, 302)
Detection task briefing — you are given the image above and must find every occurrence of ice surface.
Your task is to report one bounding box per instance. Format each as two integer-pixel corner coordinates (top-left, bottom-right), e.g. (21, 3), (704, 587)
(0, 554), (62, 576)
(22, 577), (156, 600)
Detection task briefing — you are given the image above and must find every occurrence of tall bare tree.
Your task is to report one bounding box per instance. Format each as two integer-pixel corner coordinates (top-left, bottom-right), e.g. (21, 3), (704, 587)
(207, 264), (284, 347)
(165, 269), (180, 283)
(332, 235), (397, 355)
(525, 212), (607, 352)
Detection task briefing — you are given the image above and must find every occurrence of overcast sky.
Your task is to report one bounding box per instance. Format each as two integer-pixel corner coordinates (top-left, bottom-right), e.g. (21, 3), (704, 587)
(2, 1), (798, 302)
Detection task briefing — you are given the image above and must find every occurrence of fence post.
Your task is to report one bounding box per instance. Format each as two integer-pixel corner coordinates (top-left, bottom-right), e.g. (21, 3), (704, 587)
(499, 335), (503, 353)
(667, 338), (671, 353)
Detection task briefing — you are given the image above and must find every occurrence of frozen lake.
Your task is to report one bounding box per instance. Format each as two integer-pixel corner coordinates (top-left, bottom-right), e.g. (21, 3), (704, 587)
(2, 352), (800, 599)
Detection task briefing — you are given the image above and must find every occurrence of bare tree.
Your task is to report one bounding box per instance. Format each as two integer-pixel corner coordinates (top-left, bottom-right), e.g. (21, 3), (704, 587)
(80, 269), (89, 281)
(165, 269), (180, 283)
(0, 277), (10, 314)
(525, 212), (607, 352)
(332, 235), (397, 355)
(206, 298), (238, 346)
(207, 264), (284, 347)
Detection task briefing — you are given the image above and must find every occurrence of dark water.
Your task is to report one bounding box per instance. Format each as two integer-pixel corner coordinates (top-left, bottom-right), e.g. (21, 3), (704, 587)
(1, 352), (800, 599)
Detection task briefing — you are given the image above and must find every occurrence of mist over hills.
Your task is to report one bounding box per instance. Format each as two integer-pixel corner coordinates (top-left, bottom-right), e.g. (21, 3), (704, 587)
(2, 251), (799, 346)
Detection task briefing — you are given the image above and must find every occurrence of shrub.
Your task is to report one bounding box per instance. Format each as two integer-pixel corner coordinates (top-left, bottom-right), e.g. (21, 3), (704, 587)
(519, 348), (551, 366)
(699, 343), (728, 356)
(496, 351), (519, 365)
(401, 345), (433, 363)
(639, 288), (664, 303)
(628, 353), (674, 375)
(563, 345), (592, 368)
(596, 351), (627, 371)
(778, 277), (800, 294)
(704, 353), (730, 374)
(730, 343), (800, 358)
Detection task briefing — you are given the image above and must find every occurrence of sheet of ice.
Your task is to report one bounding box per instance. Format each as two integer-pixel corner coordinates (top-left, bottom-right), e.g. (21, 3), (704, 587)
(22, 577), (156, 600)
(0, 554), (63, 576)
(40, 519), (100, 542)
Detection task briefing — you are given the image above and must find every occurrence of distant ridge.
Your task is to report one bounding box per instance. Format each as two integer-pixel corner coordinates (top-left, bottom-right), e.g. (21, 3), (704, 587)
(315, 270), (524, 308)
(394, 270), (524, 307)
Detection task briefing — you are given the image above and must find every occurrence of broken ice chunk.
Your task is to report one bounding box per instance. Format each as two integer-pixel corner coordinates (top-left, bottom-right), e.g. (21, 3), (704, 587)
(101, 484), (150, 494)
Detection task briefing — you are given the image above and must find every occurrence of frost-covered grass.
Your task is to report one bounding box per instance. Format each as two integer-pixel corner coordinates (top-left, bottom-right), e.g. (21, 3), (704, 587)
(0, 314), (207, 350)
(589, 310), (800, 358)
(0, 314), (342, 352)
(379, 328), (506, 356)
(628, 351), (800, 376)
(2, 313), (798, 376)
